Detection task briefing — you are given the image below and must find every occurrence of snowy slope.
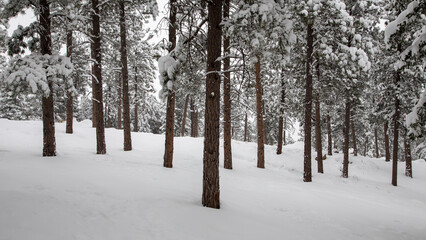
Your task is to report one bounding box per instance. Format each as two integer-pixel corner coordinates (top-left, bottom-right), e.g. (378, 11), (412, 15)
(0, 119), (425, 240)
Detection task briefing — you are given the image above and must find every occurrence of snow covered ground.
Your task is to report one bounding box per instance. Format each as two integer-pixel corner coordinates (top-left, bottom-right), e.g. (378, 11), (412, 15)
(0, 119), (425, 240)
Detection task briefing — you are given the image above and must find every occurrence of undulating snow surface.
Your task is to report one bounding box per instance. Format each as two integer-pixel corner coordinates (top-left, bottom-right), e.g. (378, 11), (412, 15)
(0, 119), (425, 240)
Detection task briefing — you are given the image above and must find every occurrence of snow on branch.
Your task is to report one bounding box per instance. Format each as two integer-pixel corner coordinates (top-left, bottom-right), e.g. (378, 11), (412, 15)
(384, 1), (419, 47)
(1, 53), (74, 97)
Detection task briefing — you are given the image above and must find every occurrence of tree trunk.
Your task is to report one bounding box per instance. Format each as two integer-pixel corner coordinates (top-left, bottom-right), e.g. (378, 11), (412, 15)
(181, 94), (190, 136)
(364, 135), (368, 156)
(190, 97), (197, 137)
(327, 115), (332, 155)
(392, 72), (400, 186)
(163, 0), (177, 168)
(351, 116), (357, 156)
(244, 111), (248, 142)
(223, 0), (232, 170)
(276, 70), (285, 155)
(304, 21), (313, 182)
(404, 136), (412, 178)
(91, 0), (106, 154)
(65, 30), (73, 134)
(133, 67), (138, 132)
(263, 95), (268, 146)
(255, 56), (265, 169)
(202, 0), (222, 209)
(117, 72), (122, 129)
(342, 100), (350, 178)
(315, 93), (323, 173)
(374, 128), (379, 158)
(384, 122), (390, 161)
(119, 0), (132, 151)
(40, 0), (56, 157)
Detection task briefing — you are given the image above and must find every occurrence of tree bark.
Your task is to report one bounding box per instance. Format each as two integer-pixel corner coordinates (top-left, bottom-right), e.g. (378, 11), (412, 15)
(277, 70), (285, 155)
(133, 67), (138, 132)
(65, 29), (73, 134)
(244, 111), (248, 142)
(364, 135), (368, 156)
(163, 0), (177, 168)
(374, 128), (379, 158)
(223, 0), (232, 170)
(202, 0), (222, 209)
(315, 93), (323, 173)
(181, 94), (190, 136)
(404, 135), (412, 178)
(384, 122), (390, 161)
(392, 71), (400, 186)
(255, 56), (265, 169)
(40, 0), (56, 157)
(190, 97), (197, 137)
(117, 72), (122, 129)
(327, 115), (332, 155)
(304, 21), (313, 182)
(342, 100), (350, 178)
(119, 0), (132, 151)
(351, 116), (357, 156)
(91, 0), (106, 154)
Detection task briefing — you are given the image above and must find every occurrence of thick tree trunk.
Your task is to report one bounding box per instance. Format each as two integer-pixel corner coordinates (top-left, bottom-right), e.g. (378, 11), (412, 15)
(202, 0), (222, 209)
(119, 0), (132, 151)
(244, 111), (248, 142)
(133, 67), (138, 132)
(40, 0), (56, 157)
(276, 70), (285, 155)
(304, 21), (313, 182)
(315, 93), (323, 173)
(91, 0), (106, 154)
(181, 94), (190, 136)
(374, 128), (379, 158)
(351, 116), (357, 156)
(342, 100), (350, 178)
(404, 136), (412, 178)
(384, 122), (390, 161)
(392, 72), (400, 186)
(117, 72), (122, 129)
(223, 0), (232, 170)
(327, 115), (332, 155)
(65, 30), (73, 134)
(255, 56), (265, 169)
(163, 0), (177, 168)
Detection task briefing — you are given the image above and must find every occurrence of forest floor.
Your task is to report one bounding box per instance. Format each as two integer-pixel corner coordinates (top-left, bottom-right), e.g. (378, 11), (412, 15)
(0, 119), (425, 240)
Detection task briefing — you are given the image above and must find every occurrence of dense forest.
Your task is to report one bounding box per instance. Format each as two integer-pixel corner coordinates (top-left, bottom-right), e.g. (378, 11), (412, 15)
(0, 0), (425, 211)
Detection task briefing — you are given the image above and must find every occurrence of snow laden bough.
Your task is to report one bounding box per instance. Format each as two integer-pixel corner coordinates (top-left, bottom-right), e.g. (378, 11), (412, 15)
(1, 53), (75, 97)
(157, 41), (184, 101)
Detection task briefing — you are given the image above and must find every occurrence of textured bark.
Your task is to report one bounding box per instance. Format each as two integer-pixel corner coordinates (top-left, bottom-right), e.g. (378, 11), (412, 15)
(404, 136), (412, 178)
(315, 93), (323, 173)
(374, 128), (379, 158)
(244, 112), (248, 142)
(181, 94), (190, 136)
(276, 70), (285, 155)
(65, 30), (73, 134)
(392, 72), (400, 186)
(163, 0), (177, 168)
(304, 22), (313, 182)
(91, 0), (106, 154)
(327, 115), (332, 155)
(351, 116), (357, 156)
(255, 56), (265, 169)
(40, 0), (56, 157)
(223, 0), (232, 170)
(117, 72), (122, 129)
(384, 122), (390, 162)
(342, 100), (350, 178)
(120, 0), (132, 151)
(133, 67), (138, 132)
(202, 0), (222, 209)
